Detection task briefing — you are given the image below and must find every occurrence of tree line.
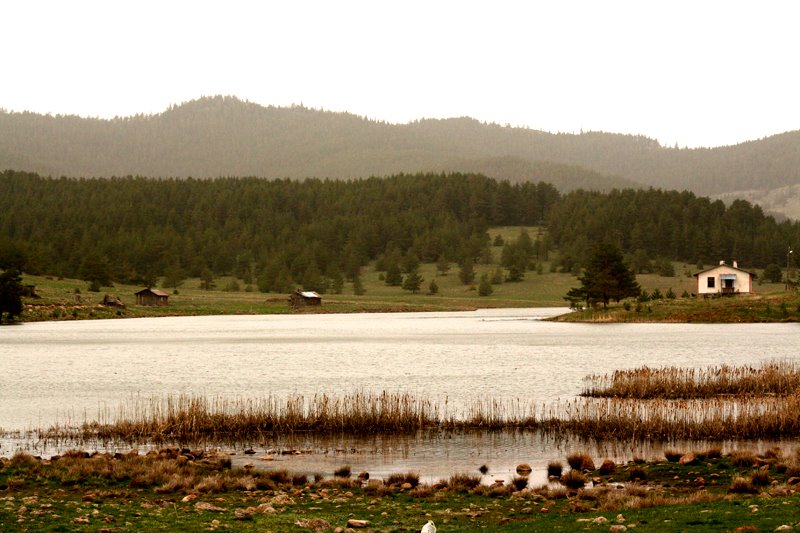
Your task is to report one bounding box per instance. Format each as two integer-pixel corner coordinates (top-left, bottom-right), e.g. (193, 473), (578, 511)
(548, 188), (799, 272)
(1, 170), (797, 292)
(0, 170), (557, 291)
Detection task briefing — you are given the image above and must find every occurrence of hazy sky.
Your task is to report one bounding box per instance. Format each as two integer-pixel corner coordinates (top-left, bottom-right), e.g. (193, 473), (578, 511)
(2, 1), (798, 148)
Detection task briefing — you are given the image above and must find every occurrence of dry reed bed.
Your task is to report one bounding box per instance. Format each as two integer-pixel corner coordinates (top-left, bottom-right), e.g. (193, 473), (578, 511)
(34, 387), (800, 446)
(68, 392), (464, 444)
(546, 395), (800, 441)
(582, 361), (800, 399)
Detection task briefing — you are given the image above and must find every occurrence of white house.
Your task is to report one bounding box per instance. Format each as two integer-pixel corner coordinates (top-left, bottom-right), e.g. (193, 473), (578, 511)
(693, 261), (754, 296)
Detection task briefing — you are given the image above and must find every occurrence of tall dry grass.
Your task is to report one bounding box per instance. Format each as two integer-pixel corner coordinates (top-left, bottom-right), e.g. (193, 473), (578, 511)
(73, 392), (461, 444)
(35, 362), (800, 446)
(582, 361), (800, 399)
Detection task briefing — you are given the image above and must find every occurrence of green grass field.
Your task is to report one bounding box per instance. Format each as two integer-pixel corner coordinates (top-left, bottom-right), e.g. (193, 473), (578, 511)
(15, 226), (793, 322)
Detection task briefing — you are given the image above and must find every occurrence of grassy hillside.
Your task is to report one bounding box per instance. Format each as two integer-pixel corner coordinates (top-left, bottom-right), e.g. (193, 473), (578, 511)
(17, 227), (790, 322)
(2, 96), (799, 213)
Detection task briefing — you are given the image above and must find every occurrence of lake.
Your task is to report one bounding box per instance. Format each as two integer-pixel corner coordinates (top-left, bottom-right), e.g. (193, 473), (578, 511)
(1, 309), (798, 484)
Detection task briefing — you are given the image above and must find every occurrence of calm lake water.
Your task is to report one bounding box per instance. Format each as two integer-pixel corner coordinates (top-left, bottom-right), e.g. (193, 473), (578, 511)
(2, 309), (798, 483)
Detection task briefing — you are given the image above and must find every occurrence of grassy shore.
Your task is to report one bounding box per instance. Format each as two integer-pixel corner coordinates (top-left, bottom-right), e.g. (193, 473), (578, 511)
(550, 291), (800, 323)
(3, 447), (800, 532)
(13, 224), (795, 322)
(18, 270), (793, 324)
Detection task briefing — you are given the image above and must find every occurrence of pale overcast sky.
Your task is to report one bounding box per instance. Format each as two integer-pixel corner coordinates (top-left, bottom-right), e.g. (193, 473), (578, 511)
(2, 0), (798, 148)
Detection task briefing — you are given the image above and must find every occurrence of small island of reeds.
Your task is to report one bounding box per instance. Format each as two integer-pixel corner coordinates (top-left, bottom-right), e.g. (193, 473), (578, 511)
(29, 361), (800, 448)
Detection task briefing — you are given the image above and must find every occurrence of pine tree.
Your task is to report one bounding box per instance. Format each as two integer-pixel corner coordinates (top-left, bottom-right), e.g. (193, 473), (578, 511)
(428, 279), (439, 295)
(352, 274), (366, 295)
(199, 268), (216, 290)
(565, 243), (640, 308)
(436, 255), (450, 276)
(385, 263), (403, 286)
(478, 273), (493, 296)
(402, 269), (424, 294)
(458, 260), (475, 285)
(0, 269), (23, 324)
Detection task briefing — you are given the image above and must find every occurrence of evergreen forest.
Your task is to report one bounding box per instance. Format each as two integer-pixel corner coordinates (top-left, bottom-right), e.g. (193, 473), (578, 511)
(3, 96), (800, 221)
(1, 170), (797, 292)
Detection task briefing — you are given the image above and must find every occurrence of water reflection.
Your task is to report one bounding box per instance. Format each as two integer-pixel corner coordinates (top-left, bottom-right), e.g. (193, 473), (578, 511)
(2, 309), (799, 481)
(4, 428), (795, 488)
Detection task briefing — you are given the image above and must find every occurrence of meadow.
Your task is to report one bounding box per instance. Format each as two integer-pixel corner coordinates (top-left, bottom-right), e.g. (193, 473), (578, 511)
(17, 226), (790, 322)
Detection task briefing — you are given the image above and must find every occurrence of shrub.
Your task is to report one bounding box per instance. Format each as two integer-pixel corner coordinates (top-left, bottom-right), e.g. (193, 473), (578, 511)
(730, 450), (757, 468)
(410, 485), (434, 498)
(547, 461), (563, 478)
(511, 476), (529, 491)
(697, 447), (722, 460)
(598, 459), (616, 475)
(448, 473), (482, 492)
(567, 452), (594, 471)
(729, 476), (758, 494)
(386, 471), (419, 488)
(333, 465), (352, 478)
(628, 466), (647, 481)
(651, 288), (663, 300)
(560, 469), (586, 489)
(763, 263), (783, 283)
(751, 467), (771, 487)
(664, 449), (683, 462)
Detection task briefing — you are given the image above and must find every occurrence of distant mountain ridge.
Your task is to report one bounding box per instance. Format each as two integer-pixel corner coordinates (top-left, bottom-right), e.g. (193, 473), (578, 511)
(2, 95), (799, 216)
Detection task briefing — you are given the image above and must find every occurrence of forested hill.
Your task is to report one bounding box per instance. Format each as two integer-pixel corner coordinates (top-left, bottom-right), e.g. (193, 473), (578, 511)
(1, 171), (797, 289)
(2, 96), (799, 202)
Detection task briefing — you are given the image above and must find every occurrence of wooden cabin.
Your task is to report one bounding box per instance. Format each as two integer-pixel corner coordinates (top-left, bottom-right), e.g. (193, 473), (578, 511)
(289, 290), (322, 308)
(135, 288), (170, 306)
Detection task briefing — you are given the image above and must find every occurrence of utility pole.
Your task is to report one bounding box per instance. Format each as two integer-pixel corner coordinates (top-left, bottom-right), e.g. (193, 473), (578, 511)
(787, 247), (794, 291)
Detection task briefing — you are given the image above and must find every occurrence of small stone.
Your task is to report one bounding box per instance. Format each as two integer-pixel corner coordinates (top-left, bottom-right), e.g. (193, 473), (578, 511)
(347, 518), (370, 528)
(679, 452), (696, 465)
(295, 519), (331, 532)
(516, 463), (532, 475)
(616, 513), (626, 523)
(609, 526), (628, 533)
(255, 504), (278, 515)
(400, 483), (413, 490)
(592, 516), (608, 524)
(233, 508), (254, 520)
(774, 525), (793, 532)
(194, 502), (225, 512)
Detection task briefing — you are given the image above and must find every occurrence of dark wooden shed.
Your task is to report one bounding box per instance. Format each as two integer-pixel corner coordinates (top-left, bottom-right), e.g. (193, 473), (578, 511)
(289, 290), (322, 308)
(135, 288), (170, 306)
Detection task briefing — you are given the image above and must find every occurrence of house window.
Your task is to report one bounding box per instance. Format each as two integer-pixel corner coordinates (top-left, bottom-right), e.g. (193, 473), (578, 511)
(707, 277), (715, 288)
